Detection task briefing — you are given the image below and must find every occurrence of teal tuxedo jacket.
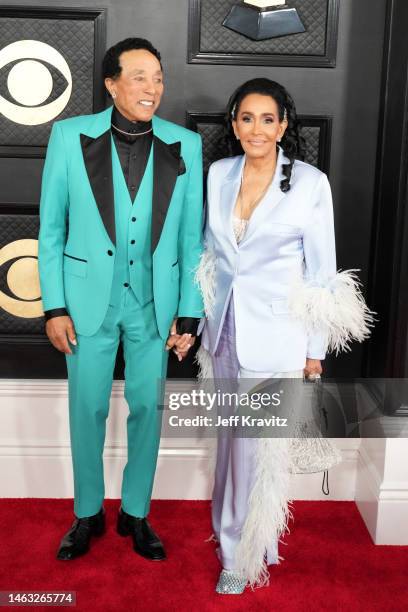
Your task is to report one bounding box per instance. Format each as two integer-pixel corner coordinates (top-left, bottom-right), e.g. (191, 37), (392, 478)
(38, 106), (204, 338)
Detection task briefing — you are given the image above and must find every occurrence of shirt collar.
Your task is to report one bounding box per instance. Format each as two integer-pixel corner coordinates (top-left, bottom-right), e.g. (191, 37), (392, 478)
(111, 105), (153, 138)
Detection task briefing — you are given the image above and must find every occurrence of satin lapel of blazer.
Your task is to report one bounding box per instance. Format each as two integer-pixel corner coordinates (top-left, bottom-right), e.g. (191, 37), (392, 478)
(151, 134), (181, 254)
(219, 155), (245, 252)
(242, 147), (287, 243)
(80, 107), (115, 246)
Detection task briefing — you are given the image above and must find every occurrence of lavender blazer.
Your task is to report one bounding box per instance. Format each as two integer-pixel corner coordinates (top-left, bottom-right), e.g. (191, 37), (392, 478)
(199, 147), (338, 372)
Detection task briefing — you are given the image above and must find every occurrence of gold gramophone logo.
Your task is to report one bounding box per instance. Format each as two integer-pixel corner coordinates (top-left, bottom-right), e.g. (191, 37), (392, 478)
(0, 239), (44, 318)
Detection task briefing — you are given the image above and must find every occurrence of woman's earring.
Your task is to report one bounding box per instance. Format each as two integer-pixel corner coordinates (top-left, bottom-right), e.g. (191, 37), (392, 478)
(111, 91), (117, 99)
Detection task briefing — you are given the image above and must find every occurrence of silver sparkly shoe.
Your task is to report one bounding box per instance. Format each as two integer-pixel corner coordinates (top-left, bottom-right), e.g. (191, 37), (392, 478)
(215, 569), (247, 595)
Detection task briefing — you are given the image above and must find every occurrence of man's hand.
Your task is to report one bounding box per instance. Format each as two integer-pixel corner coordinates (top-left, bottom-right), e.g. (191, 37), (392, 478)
(304, 358), (323, 379)
(165, 319), (196, 361)
(45, 316), (77, 354)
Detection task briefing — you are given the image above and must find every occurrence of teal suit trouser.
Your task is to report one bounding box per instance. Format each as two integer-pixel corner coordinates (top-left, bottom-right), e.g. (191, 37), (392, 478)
(66, 287), (168, 518)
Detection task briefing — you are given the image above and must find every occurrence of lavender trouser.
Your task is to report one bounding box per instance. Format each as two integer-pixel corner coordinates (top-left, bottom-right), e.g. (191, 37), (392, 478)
(211, 296), (301, 571)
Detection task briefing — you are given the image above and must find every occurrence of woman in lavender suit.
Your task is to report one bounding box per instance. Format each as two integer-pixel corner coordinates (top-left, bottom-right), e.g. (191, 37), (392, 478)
(196, 79), (373, 594)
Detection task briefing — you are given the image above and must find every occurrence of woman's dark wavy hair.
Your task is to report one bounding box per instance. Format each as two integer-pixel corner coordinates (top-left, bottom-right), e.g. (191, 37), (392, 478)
(221, 78), (305, 193)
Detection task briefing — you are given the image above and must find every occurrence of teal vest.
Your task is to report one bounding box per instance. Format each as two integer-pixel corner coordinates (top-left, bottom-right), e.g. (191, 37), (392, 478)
(109, 140), (154, 306)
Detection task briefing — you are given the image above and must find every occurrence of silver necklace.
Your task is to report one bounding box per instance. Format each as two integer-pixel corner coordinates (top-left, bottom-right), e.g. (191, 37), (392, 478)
(111, 123), (153, 137)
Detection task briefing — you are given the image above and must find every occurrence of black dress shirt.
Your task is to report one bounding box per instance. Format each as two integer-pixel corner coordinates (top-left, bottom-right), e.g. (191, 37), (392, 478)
(44, 106), (199, 337)
(111, 106), (152, 201)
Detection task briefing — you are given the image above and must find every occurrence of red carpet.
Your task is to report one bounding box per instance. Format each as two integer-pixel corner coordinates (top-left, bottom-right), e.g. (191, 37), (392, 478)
(0, 499), (407, 611)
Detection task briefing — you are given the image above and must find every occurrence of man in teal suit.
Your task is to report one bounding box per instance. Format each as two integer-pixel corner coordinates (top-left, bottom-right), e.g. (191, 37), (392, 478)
(38, 38), (203, 560)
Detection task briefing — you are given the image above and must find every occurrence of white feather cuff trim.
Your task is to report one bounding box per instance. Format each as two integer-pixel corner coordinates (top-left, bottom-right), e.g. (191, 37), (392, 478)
(194, 248), (216, 318)
(288, 269), (376, 354)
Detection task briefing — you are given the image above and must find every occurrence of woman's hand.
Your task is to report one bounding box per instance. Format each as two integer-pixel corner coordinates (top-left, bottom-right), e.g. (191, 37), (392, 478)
(165, 319), (195, 361)
(173, 334), (196, 361)
(304, 358), (323, 379)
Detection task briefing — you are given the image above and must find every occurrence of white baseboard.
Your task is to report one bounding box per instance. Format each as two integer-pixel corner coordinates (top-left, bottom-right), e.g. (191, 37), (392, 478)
(355, 442), (408, 544)
(0, 379), (358, 501)
(0, 441), (358, 501)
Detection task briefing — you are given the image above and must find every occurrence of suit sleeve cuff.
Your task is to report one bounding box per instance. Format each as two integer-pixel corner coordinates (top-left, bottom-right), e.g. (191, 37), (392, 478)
(306, 352), (326, 360)
(306, 329), (328, 360)
(176, 317), (200, 336)
(43, 308), (69, 321)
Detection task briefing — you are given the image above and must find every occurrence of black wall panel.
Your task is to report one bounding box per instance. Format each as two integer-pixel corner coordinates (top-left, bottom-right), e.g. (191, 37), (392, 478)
(187, 112), (332, 174)
(0, 0), (388, 378)
(188, 0), (339, 67)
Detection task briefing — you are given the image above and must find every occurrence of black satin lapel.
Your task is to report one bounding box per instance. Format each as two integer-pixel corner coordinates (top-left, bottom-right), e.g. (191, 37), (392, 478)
(152, 137), (180, 253)
(80, 131), (116, 246)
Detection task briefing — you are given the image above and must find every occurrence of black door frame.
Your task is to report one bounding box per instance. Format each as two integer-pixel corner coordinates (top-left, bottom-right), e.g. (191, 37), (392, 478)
(364, 0), (408, 377)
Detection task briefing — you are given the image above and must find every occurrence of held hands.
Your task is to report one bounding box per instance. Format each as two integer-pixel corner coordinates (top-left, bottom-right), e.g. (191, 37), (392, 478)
(45, 316), (77, 354)
(165, 319), (196, 361)
(304, 358), (323, 380)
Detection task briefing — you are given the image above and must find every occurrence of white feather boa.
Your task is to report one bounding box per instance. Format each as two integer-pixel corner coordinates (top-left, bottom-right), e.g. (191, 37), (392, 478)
(288, 269), (376, 354)
(195, 246), (375, 356)
(235, 437), (293, 588)
(194, 262), (372, 586)
(195, 346), (293, 588)
(195, 346), (218, 475)
(195, 345), (214, 382)
(196, 346), (342, 587)
(194, 247), (217, 318)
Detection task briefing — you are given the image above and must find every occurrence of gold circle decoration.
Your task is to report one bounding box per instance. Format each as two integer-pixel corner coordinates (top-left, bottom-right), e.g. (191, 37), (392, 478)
(0, 239), (44, 319)
(7, 257), (41, 300)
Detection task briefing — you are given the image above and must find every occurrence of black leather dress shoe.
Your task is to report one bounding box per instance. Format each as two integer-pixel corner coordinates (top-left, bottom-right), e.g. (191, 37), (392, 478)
(56, 508), (105, 560)
(117, 507), (166, 560)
